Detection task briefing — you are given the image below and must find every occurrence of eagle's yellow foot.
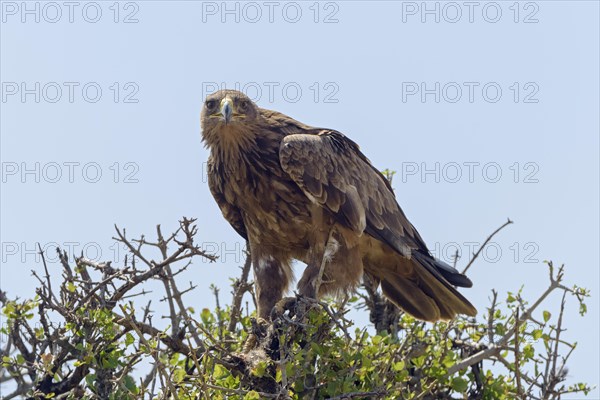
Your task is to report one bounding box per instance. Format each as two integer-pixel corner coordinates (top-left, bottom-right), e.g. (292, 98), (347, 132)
(241, 317), (269, 353)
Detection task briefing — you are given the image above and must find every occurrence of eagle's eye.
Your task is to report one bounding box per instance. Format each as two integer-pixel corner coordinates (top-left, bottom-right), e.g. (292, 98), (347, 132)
(205, 99), (217, 110)
(238, 99), (249, 111)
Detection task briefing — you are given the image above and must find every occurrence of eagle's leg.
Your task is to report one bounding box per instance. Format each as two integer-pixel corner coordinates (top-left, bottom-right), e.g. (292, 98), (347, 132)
(270, 229), (332, 322)
(271, 227), (333, 322)
(252, 252), (292, 321)
(315, 228), (363, 297)
(242, 252), (291, 352)
(297, 227), (334, 299)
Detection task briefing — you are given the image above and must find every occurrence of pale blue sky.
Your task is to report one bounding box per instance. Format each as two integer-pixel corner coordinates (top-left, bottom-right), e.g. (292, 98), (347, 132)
(1, 1), (598, 397)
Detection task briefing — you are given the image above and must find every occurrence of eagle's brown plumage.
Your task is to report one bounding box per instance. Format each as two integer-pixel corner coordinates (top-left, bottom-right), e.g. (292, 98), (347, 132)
(201, 89), (477, 322)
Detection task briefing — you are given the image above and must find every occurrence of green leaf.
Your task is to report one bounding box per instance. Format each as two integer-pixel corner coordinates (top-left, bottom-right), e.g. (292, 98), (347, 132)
(35, 327), (45, 340)
(543, 310), (551, 323)
(451, 377), (468, 392)
(392, 360), (405, 371)
(123, 375), (139, 394)
(125, 332), (135, 346)
(85, 373), (97, 390)
(169, 353), (180, 366)
(244, 391), (261, 400)
(201, 308), (214, 325)
(66, 281), (76, 293)
(523, 344), (535, 359)
(252, 361), (267, 377)
(2, 302), (15, 317)
(173, 368), (186, 383)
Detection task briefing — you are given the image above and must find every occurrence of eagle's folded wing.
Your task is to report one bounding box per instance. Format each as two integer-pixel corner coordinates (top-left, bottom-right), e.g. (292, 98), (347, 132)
(279, 130), (424, 257)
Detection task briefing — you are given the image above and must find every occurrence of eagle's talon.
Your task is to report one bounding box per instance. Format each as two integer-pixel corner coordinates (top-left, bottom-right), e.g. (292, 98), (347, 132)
(241, 317), (269, 353)
(271, 295), (317, 325)
(270, 296), (298, 322)
(241, 333), (259, 353)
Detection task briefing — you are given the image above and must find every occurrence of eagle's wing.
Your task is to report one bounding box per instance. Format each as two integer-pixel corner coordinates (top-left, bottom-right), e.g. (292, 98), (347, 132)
(279, 130), (476, 320)
(207, 156), (247, 240)
(279, 130), (425, 256)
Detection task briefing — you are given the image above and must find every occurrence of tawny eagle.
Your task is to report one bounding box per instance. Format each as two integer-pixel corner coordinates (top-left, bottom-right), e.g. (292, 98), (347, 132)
(201, 89), (476, 322)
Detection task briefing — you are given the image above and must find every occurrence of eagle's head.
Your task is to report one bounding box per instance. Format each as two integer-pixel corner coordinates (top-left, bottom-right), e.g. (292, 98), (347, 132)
(201, 90), (260, 147)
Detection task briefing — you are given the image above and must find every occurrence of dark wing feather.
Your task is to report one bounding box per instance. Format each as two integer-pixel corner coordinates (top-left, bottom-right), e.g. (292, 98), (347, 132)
(279, 130), (424, 256)
(207, 157), (247, 240)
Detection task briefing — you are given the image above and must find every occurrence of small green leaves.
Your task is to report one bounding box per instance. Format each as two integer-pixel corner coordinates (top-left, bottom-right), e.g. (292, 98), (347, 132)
(0, 250), (591, 400)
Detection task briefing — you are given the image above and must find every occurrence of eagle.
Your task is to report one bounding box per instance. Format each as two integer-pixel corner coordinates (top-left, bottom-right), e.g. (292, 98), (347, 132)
(201, 89), (476, 323)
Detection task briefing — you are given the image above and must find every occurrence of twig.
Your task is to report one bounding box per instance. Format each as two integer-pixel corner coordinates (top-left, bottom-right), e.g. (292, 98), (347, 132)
(327, 390), (388, 399)
(203, 384), (279, 398)
(448, 262), (566, 376)
(227, 249), (252, 333)
(118, 304), (180, 400)
(462, 218), (513, 274)
(514, 308), (523, 398)
(38, 243), (52, 298)
(487, 290), (498, 345)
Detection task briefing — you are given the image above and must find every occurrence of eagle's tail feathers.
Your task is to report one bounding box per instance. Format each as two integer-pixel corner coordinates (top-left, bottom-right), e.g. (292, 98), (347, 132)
(432, 258), (473, 288)
(379, 260), (477, 321)
(380, 275), (441, 322)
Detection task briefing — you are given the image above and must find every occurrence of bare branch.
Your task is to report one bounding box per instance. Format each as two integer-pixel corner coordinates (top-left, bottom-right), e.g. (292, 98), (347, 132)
(462, 218), (513, 274)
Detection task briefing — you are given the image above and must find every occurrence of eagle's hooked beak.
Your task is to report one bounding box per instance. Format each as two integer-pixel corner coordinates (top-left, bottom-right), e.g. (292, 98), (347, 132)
(220, 97), (233, 124)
